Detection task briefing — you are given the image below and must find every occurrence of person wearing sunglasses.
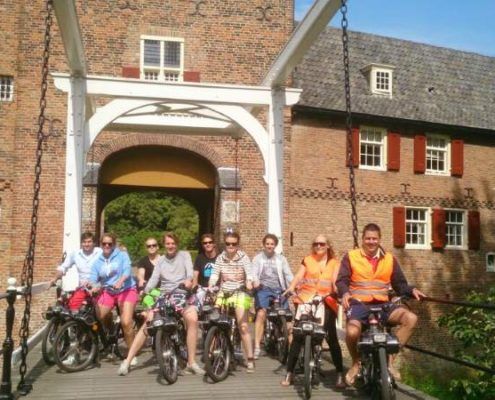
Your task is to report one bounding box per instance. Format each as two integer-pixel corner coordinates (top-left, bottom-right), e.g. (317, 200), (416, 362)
(118, 232), (204, 376)
(193, 233), (218, 288)
(136, 237), (161, 290)
(280, 235), (345, 389)
(252, 233), (293, 359)
(90, 233), (138, 359)
(209, 231), (255, 372)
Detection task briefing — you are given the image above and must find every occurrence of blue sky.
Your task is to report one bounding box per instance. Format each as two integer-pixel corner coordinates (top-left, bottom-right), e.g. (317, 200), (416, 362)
(295, 1), (495, 57)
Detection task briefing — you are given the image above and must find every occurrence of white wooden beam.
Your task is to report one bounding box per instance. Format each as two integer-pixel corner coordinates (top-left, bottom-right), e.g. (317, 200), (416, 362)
(53, 73), (301, 106)
(52, 0), (87, 76)
(113, 114), (230, 129)
(262, 0), (342, 87)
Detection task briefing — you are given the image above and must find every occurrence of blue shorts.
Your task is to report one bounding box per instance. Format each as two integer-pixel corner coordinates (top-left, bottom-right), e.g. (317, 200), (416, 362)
(255, 287), (288, 310)
(346, 299), (401, 327)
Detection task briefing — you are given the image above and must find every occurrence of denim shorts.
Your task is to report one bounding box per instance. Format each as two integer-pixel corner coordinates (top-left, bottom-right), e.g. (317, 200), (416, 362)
(255, 287), (288, 310)
(346, 299), (401, 327)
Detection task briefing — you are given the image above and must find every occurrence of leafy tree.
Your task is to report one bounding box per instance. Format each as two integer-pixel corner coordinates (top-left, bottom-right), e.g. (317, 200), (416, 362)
(438, 287), (495, 400)
(104, 192), (199, 262)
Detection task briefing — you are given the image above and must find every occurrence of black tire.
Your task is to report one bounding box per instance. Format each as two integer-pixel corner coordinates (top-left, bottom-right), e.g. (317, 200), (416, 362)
(155, 329), (178, 384)
(378, 347), (395, 400)
(263, 319), (273, 353)
(276, 316), (289, 364)
(204, 326), (231, 382)
(42, 319), (60, 365)
(303, 334), (313, 399)
(53, 320), (97, 373)
(110, 322), (126, 360)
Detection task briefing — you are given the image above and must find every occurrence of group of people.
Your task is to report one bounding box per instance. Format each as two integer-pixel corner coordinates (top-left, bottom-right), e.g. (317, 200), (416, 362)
(52, 223), (425, 389)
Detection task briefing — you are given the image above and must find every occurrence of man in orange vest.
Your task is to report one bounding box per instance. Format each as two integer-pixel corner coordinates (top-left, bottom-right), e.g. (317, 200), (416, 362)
(336, 223), (426, 386)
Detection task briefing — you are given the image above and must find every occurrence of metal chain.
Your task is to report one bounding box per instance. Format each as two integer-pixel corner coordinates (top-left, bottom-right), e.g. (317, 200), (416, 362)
(234, 137), (240, 224)
(340, 0), (359, 248)
(18, 0), (53, 392)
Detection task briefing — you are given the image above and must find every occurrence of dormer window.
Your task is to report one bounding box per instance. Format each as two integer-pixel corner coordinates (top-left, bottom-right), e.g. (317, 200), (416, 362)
(362, 64), (395, 97)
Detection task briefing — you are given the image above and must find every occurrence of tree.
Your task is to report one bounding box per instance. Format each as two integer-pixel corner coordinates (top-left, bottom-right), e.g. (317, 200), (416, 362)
(104, 192), (199, 262)
(438, 287), (495, 400)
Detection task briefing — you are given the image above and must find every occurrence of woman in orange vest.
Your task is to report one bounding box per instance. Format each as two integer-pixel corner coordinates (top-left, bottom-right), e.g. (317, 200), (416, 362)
(280, 234), (345, 389)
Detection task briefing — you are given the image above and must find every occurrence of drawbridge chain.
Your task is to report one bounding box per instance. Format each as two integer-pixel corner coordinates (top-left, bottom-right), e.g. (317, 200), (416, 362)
(340, 0), (359, 249)
(18, 0), (54, 394)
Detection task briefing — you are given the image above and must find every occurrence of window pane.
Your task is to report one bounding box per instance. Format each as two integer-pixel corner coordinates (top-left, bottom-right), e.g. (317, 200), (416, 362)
(144, 40), (160, 66)
(446, 211), (464, 247)
(164, 41), (181, 68)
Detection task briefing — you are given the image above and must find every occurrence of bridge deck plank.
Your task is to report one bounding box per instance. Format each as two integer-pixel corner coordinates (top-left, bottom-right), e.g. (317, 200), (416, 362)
(13, 347), (430, 399)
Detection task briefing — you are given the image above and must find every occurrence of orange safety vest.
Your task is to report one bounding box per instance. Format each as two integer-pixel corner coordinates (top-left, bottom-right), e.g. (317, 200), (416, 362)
(348, 248), (393, 302)
(296, 255), (339, 314)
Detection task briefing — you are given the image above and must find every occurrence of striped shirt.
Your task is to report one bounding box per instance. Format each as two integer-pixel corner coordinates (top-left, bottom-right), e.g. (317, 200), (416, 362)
(209, 250), (253, 292)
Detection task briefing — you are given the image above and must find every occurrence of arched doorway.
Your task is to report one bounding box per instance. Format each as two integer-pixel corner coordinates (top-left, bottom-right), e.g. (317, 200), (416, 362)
(96, 145), (218, 241)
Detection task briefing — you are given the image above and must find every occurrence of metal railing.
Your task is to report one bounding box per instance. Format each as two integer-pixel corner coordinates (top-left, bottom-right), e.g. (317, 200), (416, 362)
(0, 278), (53, 400)
(404, 296), (495, 375)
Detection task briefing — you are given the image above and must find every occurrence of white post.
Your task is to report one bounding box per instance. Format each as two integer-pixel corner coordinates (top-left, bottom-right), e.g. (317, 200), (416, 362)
(62, 77), (86, 290)
(267, 89), (285, 251)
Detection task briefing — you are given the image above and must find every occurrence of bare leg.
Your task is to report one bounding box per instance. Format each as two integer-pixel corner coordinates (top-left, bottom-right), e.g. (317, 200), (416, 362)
(119, 301), (136, 349)
(96, 305), (113, 331)
(254, 308), (266, 350)
(236, 307), (253, 360)
(183, 306), (199, 366)
(345, 320), (362, 384)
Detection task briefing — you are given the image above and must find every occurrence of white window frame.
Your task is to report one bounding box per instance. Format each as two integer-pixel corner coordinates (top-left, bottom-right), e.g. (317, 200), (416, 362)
(359, 126), (387, 171)
(425, 133), (450, 176)
(372, 68), (392, 96)
(0, 75), (14, 101)
(445, 209), (467, 250)
(405, 207), (431, 250)
(487, 252), (495, 272)
(140, 35), (184, 82)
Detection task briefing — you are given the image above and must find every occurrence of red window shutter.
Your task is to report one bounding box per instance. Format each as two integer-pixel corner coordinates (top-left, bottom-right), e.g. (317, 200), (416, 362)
(346, 127), (360, 167)
(414, 134), (426, 173)
(431, 208), (446, 249)
(468, 210), (480, 250)
(122, 66), (140, 79)
(393, 207), (406, 247)
(387, 132), (400, 171)
(183, 71), (201, 82)
(451, 139), (464, 177)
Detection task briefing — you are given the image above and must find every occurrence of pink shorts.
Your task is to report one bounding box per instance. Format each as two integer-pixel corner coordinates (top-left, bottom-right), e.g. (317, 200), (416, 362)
(98, 287), (138, 308)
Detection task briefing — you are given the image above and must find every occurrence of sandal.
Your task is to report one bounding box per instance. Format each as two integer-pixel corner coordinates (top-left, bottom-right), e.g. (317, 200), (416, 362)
(345, 364), (360, 386)
(280, 373), (294, 386)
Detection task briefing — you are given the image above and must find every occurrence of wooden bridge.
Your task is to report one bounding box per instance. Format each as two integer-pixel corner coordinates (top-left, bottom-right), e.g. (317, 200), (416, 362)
(11, 345), (434, 400)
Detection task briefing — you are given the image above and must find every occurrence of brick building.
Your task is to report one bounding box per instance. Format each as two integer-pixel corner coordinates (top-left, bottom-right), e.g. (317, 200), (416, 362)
(0, 0), (494, 362)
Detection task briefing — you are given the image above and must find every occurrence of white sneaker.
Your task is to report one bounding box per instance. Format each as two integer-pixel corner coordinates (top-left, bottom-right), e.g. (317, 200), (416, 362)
(130, 356), (138, 367)
(253, 348), (261, 360)
(118, 360), (130, 376)
(62, 354), (76, 366)
(185, 362), (205, 375)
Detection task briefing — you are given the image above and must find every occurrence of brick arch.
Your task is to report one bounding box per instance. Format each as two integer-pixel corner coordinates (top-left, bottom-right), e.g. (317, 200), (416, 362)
(92, 133), (224, 168)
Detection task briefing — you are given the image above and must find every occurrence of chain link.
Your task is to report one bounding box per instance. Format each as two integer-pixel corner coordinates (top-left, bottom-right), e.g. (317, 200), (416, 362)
(234, 137), (240, 223)
(340, 0), (359, 249)
(18, 0), (53, 392)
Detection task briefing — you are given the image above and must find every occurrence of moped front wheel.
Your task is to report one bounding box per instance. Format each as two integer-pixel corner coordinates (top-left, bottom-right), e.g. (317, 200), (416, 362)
(303, 334), (313, 399)
(155, 329), (178, 384)
(377, 347), (395, 400)
(204, 325), (231, 382)
(275, 316), (289, 364)
(42, 318), (60, 365)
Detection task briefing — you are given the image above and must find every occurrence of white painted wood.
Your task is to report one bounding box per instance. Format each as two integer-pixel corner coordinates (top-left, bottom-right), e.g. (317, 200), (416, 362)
(262, 0), (341, 87)
(266, 89), (285, 250)
(62, 78), (86, 291)
(53, 73), (301, 106)
(113, 114), (230, 129)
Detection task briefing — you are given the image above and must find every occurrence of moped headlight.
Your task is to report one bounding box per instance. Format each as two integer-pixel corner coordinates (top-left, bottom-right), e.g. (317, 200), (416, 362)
(302, 322), (313, 332)
(152, 319), (164, 328)
(277, 309), (286, 315)
(373, 333), (387, 343)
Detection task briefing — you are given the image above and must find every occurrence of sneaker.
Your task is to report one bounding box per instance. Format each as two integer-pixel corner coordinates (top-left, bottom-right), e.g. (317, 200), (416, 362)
(335, 372), (346, 389)
(246, 360), (255, 373)
(185, 362), (205, 375)
(253, 348), (261, 360)
(62, 354), (76, 366)
(117, 360), (130, 376)
(130, 357), (138, 367)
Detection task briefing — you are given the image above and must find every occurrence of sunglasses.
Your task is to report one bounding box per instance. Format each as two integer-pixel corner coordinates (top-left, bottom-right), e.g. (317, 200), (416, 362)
(101, 242), (113, 247)
(225, 242), (238, 247)
(312, 242), (327, 247)
(146, 244), (158, 248)
(202, 241), (214, 245)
